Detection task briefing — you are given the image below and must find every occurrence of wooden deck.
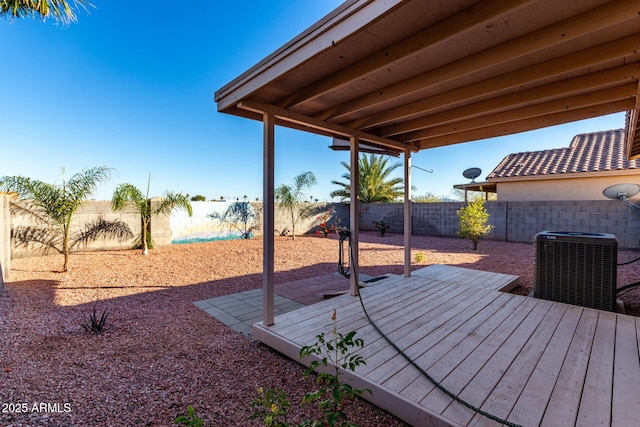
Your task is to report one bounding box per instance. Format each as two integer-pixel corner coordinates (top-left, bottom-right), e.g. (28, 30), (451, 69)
(252, 265), (640, 427)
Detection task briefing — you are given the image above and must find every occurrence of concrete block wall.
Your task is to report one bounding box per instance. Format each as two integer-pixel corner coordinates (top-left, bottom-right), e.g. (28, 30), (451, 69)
(356, 200), (640, 249)
(504, 200), (640, 248)
(6, 199), (640, 262)
(10, 200), (172, 258)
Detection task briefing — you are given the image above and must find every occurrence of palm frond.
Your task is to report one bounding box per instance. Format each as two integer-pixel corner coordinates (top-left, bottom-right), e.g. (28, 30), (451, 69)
(66, 166), (111, 204)
(1, 0), (93, 24)
(153, 192), (193, 217)
(111, 183), (146, 212)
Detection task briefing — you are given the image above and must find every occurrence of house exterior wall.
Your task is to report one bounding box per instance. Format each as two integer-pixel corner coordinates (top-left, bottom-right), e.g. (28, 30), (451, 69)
(494, 175), (640, 201)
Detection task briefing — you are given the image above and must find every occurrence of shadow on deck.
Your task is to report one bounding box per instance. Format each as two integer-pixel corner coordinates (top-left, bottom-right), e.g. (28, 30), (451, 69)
(252, 265), (640, 427)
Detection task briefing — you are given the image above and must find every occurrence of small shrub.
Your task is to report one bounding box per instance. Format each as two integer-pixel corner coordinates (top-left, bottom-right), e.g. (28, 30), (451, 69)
(174, 405), (203, 427)
(81, 303), (110, 334)
(372, 219), (390, 236)
(414, 251), (426, 263)
(315, 208), (336, 237)
(251, 310), (369, 427)
(276, 227), (290, 237)
(457, 197), (494, 250)
(250, 388), (291, 427)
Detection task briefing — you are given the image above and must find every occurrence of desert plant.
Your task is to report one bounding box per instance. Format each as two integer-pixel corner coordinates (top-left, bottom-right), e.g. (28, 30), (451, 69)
(315, 208), (336, 237)
(299, 309), (369, 427)
(251, 310), (369, 427)
(210, 201), (262, 239)
(414, 251), (426, 263)
(372, 219), (390, 236)
(1, 166), (131, 271)
(81, 303), (110, 334)
(250, 388), (291, 427)
(457, 197), (494, 250)
(275, 226), (290, 237)
(274, 171), (317, 240)
(112, 174), (192, 255)
(174, 405), (203, 427)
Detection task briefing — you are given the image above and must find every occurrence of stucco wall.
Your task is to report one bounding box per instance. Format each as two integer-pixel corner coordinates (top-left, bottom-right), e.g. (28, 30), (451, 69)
(495, 175), (640, 201)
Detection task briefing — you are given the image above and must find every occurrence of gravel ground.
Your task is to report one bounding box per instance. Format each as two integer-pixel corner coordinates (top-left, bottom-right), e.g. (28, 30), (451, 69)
(1, 232), (639, 426)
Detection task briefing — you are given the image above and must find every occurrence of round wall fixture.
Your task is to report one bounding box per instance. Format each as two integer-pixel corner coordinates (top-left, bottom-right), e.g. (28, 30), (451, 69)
(603, 183), (640, 200)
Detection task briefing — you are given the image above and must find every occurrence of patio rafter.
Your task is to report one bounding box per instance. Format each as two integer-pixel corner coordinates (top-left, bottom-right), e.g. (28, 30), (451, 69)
(276, 0), (533, 112)
(314, 0), (637, 125)
(378, 63), (640, 138)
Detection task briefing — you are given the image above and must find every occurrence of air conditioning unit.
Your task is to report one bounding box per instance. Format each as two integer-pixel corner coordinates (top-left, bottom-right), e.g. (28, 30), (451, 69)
(534, 231), (617, 312)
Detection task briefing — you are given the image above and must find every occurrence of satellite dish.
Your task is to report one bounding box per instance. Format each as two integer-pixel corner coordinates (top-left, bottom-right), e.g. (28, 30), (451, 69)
(462, 167), (482, 183)
(603, 183), (640, 200)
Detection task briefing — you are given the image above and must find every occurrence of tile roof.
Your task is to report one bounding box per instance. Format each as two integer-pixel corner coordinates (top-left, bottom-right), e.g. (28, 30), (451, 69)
(487, 129), (640, 180)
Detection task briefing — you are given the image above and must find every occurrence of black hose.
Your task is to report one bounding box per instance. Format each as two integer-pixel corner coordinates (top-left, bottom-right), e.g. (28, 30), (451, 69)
(617, 281), (640, 294)
(338, 229), (350, 278)
(343, 232), (521, 427)
(617, 255), (640, 266)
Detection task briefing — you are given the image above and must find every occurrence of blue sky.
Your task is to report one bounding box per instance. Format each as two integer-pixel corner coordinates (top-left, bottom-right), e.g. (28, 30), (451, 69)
(0, 1), (626, 202)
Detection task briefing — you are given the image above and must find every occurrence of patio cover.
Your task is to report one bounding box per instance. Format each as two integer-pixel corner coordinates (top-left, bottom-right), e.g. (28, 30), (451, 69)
(215, 0), (640, 325)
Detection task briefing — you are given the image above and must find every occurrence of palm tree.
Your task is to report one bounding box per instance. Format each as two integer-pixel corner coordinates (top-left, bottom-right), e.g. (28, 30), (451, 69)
(330, 154), (404, 203)
(111, 176), (192, 255)
(1, 0), (91, 23)
(274, 171), (316, 240)
(1, 166), (132, 271)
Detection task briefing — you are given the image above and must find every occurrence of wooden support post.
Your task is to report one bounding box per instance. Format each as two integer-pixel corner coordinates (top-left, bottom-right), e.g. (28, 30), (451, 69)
(349, 136), (360, 296)
(263, 112), (275, 326)
(404, 149), (412, 277)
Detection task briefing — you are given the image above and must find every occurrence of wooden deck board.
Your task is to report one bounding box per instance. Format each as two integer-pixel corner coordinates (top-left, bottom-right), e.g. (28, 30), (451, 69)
(412, 264), (520, 292)
(611, 315), (640, 426)
(441, 299), (555, 426)
(467, 302), (568, 427)
(252, 265), (640, 427)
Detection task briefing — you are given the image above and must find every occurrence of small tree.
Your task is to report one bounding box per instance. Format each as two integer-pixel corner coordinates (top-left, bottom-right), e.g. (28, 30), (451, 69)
(1, 166), (132, 271)
(457, 197), (494, 250)
(112, 175), (192, 255)
(274, 171), (316, 240)
(190, 195), (206, 202)
(209, 201), (261, 240)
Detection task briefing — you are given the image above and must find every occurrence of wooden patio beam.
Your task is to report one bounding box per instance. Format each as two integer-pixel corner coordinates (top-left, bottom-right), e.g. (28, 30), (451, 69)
(379, 64), (640, 138)
(236, 100), (417, 152)
(343, 35), (640, 131)
(323, 1), (637, 124)
(401, 84), (638, 143)
(274, 0), (532, 110)
(417, 99), (634, 149)
(262, 112), (275, 326)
